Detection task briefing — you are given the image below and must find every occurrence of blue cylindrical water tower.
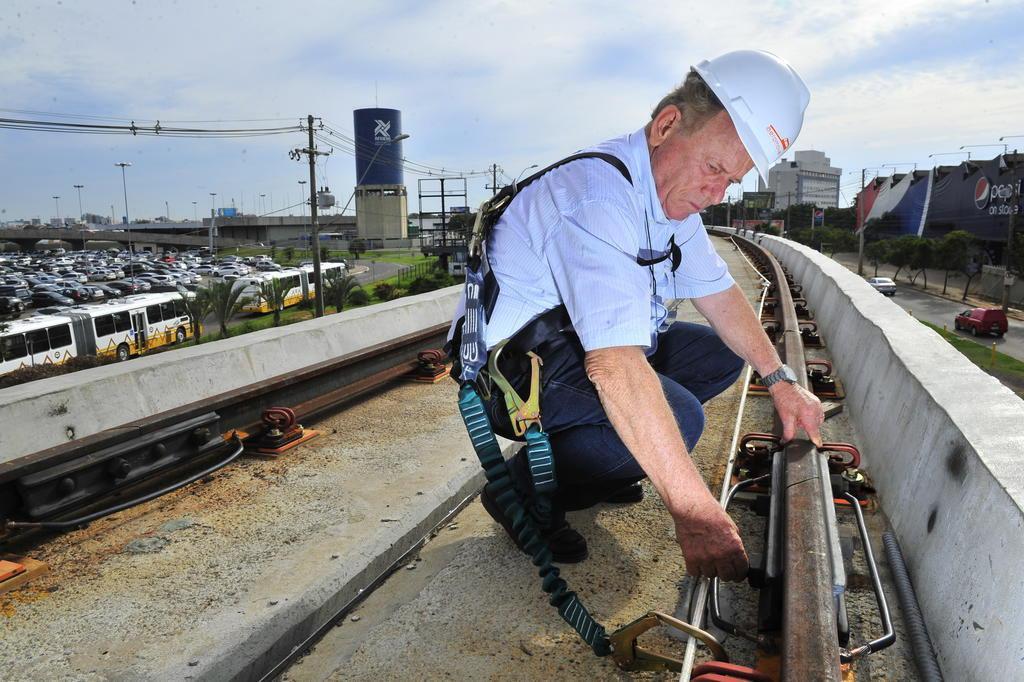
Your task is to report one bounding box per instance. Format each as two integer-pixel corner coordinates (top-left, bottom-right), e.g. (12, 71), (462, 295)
(353, 108), (404, 186)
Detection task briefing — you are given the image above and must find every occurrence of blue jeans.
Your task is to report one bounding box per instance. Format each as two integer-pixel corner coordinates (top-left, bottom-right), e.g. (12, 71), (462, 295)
(487, 321), (743, 511)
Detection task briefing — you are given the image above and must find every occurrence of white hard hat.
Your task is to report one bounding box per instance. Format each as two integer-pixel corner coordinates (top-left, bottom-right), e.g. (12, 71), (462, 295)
(693, 50), (810, 183)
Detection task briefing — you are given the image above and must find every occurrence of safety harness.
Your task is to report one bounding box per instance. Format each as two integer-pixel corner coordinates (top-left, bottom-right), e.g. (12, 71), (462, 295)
(453, 152), (716, 668)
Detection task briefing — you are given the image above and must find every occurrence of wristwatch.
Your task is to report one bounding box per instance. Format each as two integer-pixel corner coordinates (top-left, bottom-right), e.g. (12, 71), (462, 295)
(761, 363), (798, 388)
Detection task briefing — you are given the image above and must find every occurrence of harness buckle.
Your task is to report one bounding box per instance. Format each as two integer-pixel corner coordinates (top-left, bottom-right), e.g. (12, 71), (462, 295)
(609, 611), (727, 672)
(488, 338), (543, 437)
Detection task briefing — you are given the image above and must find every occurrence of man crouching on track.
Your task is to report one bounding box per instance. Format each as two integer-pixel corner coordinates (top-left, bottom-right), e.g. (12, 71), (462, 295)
(454, 51), (824, 581)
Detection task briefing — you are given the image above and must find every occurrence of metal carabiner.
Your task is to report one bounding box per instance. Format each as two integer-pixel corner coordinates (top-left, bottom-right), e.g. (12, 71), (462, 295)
(609, 610), (728, 672)
(488, 338), (543, 437)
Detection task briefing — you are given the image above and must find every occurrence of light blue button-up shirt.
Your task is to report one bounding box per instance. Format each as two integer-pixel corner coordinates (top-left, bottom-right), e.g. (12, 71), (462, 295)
(466, 126), (734, 352)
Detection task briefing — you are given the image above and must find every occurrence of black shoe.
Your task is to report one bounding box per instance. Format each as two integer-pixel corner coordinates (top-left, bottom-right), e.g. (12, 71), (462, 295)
(604, 483), (644, 504)
(480, 483), (588, 564)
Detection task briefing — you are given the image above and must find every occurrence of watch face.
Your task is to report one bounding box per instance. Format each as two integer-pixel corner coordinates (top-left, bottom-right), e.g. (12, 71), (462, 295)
(782, 365), (798, 382)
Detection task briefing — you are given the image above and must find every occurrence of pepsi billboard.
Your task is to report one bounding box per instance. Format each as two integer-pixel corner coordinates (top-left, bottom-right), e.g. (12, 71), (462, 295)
(353, 108), (404, 186)
(924, 158), (1021, 241)
(856, 154), (1022, 243)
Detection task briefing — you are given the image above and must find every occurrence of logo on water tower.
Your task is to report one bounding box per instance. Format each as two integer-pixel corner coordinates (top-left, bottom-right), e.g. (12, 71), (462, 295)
(373, 119), (392, 143)
(974, 176), (991, 210)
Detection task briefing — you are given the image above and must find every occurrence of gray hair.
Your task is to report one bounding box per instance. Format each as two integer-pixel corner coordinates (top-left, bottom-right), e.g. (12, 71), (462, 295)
(650, 70), (724, 134)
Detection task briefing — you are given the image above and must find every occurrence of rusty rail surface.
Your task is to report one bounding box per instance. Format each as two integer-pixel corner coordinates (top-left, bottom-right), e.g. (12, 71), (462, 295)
(705, 229), (843, 681)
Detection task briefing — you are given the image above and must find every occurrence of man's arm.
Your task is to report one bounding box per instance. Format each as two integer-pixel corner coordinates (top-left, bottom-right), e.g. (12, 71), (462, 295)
(584, 346), (747, 581)
(691, 283), (823, 445)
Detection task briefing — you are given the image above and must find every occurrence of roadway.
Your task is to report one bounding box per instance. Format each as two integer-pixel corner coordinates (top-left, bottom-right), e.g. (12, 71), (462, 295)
(887, 283), (1023, 362)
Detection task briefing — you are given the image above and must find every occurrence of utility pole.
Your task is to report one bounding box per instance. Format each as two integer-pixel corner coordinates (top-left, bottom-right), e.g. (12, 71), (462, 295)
(289, 115), (331, 317)
(785, 192), (792, 237)
(857, 168), (866, 276)
(487, 163), (499, 196)
(1003, 179), (1019, 312)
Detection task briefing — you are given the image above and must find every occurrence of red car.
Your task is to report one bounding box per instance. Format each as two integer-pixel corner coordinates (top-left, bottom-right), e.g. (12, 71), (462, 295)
(954, 308), (1008, 337)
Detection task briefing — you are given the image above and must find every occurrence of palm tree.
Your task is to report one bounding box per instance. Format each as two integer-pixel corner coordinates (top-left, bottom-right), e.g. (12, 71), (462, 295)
(179, 288), (214, 344)
(324, 270), (362, 313)
(207, 279), (247, 339)
(259, 277), (291, 327)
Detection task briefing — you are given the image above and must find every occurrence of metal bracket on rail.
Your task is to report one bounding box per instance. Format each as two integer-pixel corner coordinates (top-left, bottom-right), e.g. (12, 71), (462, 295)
(245, 407), (319, 457)
(799, 320), (824, 347)
(407, 349), (450, 383)
(609, 610), (728, 672)
(806, 360), (845, 399)
(5, 434), (244, 532)
(837, 492), (896, 661)
(6, 413), (227, 525)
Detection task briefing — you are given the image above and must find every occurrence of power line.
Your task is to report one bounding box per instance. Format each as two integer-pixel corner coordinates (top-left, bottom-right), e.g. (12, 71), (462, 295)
(0, 116), (303, 138)
(0, 108), (302, 125)
(317, 123), (492, 177)
(312, 131), (490, 179)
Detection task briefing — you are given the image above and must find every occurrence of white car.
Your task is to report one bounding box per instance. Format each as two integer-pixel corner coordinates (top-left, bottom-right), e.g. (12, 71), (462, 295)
(867, 277), (896, 296)
(212, 265), (249, 278)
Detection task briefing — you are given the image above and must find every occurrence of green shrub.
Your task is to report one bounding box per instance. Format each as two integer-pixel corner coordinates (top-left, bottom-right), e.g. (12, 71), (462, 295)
(373, 282), (401, 301)
(349, 288), (371, 306)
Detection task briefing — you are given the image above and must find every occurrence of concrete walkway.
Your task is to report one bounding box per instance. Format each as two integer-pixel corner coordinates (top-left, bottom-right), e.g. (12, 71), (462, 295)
(0, 380), (492, 680)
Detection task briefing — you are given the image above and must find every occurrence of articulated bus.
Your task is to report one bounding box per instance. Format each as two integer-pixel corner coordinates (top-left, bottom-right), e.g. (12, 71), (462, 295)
(0, 315), (78, 376)
(0, 292), (193, 377)
(235, 262), (346, 314)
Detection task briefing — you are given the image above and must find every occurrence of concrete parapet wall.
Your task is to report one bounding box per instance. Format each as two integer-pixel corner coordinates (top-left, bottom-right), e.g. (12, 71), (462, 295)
(0, 286), (462, 462)
(738, 230), (1024, 681)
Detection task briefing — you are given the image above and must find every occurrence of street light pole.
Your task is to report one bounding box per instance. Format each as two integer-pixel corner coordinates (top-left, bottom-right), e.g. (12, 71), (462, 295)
(74, 184), (85, 250)
(73, 184), (84, 222)
(857, 169), (866, 276)
(1003, 181), (1019, 312)
(115, 162), (132, 257)
(52, 195), (61, 227)
(209, 193), (217, 254)
(298, 179), (308, 258)
(961, 143), (1009, 156)
(192, 201), (197, 223)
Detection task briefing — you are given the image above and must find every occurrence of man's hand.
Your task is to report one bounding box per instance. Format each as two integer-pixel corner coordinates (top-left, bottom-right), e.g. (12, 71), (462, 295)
(673, 499), (748, 582)
(769, 381), (824, 447)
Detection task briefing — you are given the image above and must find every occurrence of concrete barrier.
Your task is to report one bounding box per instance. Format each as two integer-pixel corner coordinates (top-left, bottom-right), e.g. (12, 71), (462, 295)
(733, 229), (1024, 681)
(0, 286), (462, 462)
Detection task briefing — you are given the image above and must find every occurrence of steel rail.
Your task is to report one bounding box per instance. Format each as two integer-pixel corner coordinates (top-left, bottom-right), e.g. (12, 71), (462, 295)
(703, 229), (843, 680)
(1, 323), (449, 540)
(764, 241), (843, 682)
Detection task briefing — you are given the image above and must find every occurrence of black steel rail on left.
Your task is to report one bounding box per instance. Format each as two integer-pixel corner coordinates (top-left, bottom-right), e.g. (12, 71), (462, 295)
(0, 324), (449, 543)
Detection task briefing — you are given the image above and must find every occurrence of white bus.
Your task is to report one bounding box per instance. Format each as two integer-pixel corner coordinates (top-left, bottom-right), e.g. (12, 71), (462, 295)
(64, 293), (193, 361)
(0, 315), (78, 376)
(234, 262), (346, 314)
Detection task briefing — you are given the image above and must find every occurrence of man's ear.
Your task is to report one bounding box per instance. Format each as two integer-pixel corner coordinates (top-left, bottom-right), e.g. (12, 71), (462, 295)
(648, 105), (682, 149)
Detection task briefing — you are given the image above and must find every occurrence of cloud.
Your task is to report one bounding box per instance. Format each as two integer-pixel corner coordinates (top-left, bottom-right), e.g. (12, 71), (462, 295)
(1, 0), (1022, 217)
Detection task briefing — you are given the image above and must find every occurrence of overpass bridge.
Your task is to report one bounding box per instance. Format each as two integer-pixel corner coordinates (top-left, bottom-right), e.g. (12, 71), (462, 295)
(0, 227), (249, 252)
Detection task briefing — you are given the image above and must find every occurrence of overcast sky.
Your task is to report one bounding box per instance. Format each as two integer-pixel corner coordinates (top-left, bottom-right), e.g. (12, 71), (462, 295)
(2, 0), (1023, 222)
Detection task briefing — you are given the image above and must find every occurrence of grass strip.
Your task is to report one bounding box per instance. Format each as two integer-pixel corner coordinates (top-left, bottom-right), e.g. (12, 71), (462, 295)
(920, 320), (1024, 393)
